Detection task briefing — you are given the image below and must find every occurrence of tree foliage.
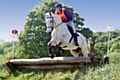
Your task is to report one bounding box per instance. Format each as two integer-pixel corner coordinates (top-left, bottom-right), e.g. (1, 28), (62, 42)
(77, 27), (93, 38)
(0, 42), (13, 54)
(91, 29), (120, 55)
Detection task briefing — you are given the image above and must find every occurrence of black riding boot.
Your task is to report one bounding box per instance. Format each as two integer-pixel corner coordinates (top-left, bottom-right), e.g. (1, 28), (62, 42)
(74, 33), (79, 46)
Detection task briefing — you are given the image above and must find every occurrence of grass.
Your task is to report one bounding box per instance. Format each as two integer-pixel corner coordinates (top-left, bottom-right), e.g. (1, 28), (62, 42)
(0, 52), (120, 80)
(0, 54), (10, 80)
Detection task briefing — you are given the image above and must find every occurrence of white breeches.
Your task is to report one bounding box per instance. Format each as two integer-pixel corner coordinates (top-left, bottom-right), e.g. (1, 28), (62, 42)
(66, 21), (76, 33)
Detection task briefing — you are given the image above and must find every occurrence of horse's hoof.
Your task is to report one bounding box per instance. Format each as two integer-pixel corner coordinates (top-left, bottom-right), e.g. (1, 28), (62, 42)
(49, 54), (54, 59)
(60, 49), (64, 54)
(51, 55), (54, 59)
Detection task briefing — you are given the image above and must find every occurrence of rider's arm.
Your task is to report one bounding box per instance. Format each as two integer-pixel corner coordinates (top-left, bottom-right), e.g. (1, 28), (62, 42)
(62, 10), (73, 22)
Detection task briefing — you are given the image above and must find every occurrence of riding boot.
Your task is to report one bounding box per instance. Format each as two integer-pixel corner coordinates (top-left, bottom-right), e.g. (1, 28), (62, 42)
(74, 33), (79, 46)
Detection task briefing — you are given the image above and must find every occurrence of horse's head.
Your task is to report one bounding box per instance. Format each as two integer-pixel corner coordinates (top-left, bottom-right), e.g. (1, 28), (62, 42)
(44, 12), (55, 35)
(44, 12), (62, 35)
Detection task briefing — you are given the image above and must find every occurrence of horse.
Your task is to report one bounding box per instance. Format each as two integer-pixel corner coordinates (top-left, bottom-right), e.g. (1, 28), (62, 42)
(44, 12), (91, 58)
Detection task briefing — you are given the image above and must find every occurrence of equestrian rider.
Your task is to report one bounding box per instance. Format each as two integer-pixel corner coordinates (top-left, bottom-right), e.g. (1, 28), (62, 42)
(54, 3), (79, 46)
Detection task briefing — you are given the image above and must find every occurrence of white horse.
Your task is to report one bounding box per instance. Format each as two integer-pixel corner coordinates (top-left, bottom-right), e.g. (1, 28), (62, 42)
(45, 12), (91, 58)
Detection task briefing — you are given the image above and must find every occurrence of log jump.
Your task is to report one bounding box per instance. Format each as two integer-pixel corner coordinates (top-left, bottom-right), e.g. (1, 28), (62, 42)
(6, 56), (109, 70)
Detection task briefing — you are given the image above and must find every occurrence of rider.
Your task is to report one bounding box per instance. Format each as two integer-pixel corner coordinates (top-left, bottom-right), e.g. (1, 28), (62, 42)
(54, 3), (79, 46)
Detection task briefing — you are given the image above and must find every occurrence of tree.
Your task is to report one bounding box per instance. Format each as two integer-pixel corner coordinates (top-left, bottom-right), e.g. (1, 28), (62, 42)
(0, 42), (13, 54)
(110, 37), (120, 52)
(77, 27), (93, 38)
(0, 47), (4, 54)
(111, 29), (120, 39)
(91, 29), (120, 55)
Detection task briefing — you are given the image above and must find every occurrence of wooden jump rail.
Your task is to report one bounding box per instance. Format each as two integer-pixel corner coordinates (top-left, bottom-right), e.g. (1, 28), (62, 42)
(6, 56), (109, 70)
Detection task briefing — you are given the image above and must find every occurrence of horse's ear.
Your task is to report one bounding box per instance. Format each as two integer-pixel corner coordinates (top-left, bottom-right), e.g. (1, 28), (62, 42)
(49, 12), (54, 16)
(51, 12), (54, 15)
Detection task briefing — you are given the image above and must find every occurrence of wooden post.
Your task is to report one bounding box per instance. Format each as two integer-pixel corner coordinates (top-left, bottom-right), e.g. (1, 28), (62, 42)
(5, 56), (106, 70)
(16, 64), (84, 69)
(6, 61), (15, 70)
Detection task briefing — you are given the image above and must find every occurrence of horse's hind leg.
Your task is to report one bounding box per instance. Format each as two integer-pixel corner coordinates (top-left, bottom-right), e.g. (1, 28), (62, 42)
(81, 47), (89, 57)
(57, 47), (64, 57)
(70, 48), (81, 57)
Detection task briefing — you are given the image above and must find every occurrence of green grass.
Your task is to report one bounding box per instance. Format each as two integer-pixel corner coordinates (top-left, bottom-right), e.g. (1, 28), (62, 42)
(0, 52), (120, 80)
(0, 54), (10, 80)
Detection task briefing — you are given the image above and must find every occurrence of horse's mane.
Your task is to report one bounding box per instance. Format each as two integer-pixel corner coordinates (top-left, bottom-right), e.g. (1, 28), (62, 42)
(45, 12), (54, 16)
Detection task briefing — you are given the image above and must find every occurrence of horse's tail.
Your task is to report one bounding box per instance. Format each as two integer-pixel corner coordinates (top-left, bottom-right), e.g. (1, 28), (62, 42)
(86, 39), (91, 54)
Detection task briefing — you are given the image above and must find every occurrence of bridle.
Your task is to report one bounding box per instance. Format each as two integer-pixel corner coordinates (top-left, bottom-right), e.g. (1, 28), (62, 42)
(45, 15), (63, 30)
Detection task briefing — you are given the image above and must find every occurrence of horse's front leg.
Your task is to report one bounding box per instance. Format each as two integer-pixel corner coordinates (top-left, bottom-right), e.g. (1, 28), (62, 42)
(47, 40), (55, 58)
(57, 39), (68, 48)
(57, 41), (62, 47)
(56, 47), (64, 57)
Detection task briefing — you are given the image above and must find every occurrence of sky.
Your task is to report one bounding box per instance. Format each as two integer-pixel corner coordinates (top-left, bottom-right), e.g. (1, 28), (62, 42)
(0, 0), (120, 41)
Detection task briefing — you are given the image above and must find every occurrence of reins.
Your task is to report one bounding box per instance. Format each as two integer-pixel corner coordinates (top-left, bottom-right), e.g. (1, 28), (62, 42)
(46, 16), (63, 29)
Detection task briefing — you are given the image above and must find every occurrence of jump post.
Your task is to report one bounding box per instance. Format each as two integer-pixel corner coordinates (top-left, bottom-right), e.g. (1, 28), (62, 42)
(6, 56), (109, 70)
